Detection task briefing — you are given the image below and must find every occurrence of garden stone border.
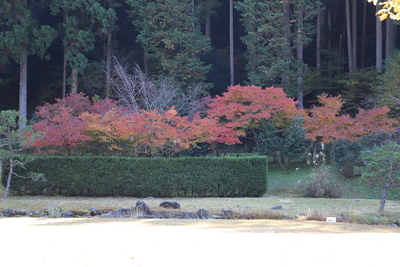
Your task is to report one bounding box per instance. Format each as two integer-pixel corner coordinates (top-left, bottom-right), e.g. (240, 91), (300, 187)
(0, 201), (215, 219)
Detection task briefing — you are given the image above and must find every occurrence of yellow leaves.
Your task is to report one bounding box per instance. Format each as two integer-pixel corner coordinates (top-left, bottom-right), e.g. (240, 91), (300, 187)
(377, 11), (389, 21)
(368, 0), (400, 20)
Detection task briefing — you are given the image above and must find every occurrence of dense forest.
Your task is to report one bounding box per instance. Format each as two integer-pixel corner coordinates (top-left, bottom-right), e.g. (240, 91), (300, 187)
(0, 0), (399, 121)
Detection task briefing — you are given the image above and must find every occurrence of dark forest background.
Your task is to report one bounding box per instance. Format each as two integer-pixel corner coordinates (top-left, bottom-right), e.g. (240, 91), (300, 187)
(0, 0), (398, 120)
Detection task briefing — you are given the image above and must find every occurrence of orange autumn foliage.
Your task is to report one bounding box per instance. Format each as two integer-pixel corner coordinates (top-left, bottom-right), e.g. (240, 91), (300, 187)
(31, 93), (240, 156)
(304, 94), (399, 143)
(206, 85), (298, 139)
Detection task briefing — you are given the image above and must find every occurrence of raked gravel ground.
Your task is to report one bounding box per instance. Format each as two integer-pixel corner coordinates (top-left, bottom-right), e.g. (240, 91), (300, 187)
(1, 218), (399, 267)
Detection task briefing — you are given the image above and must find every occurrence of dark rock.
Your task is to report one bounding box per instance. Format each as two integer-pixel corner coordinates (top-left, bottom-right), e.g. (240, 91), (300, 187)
(220, 209), (234, 219)
(160, 213), (173, 219)
(0, 213), (4, 217)
(3, 208), (16, 217)
(89, 208), (101, 216)
(100, 211), (115, 218)
(61, 211), (74, 218)
(15, 209), (30, 217)
(129, 200), (151, 218)
(115, 208), (132, 218)
(44, 205), (62, 217)
(196, 209), (210, 219)
(160, 201), (181, 209)
(146, 211), (163, 219)
(271, 205), (284, 210)
(34, 212), (47, 218)
(174, 212), (199, 219)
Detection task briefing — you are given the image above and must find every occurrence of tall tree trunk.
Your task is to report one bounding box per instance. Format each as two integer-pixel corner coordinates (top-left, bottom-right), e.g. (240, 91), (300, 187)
(229, 0), (234, 85)
(316, 6), (322, 74)
(3, 152), (14, 199)
(379, 187), (387, 211)
(297, 9), (304, 109)
(105, 31), (112, 97)
(62, 9), (67, 98)
(192, 0), (196, 30)
(143, 48), (148, 69)
(62, 49), (67, 98)
(71, 68), (78, 94)
(345, 0), (354, 73)
(361, 0), (367, 68)
(205, 13), (211, 39)
(282, 2), (291, 88)
(351, 0), (357, 71)
(376, 14), (383, 71)
(386, 19), (396, 60)
(327, 10), (333, 78)
(19, 44), (28, 129)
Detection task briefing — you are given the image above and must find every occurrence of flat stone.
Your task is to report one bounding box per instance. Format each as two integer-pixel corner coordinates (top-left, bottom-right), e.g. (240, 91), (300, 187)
(220, 209), (234, 219)
(160, 201), (181, 209)
(4, 208), (16, 217)
(61, 211), (74, 218)
(174, 212), (199, 219)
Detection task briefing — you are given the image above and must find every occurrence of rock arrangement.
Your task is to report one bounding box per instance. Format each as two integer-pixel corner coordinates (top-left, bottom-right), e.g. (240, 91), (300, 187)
(0, 202), (304, 220)
(0, 201), (223, 219)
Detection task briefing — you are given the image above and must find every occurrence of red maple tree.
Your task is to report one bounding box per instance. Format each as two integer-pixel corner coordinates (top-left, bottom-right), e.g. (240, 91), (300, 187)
(206, 85), (298, 144)
(31, 93), (240, 156)
(304, 94), (399, 143)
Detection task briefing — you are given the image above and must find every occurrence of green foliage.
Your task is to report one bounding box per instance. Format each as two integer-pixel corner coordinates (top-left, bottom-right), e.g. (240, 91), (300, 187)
(236, 0), (320, 94)
(0, 0), (56, 63)
(376, 50), (400, 118)
(303, 165), (343, 198)
(330, 139), (362, 178)
(128, 0), (212, 88)
(50, 0), (117, 74)
(2, 156), (268, 198)
(257, 118), (306, 170)
(0, 110), (40, 198)
(356, 142), (400, 210)
(334, 68), (379, 115)
(236, 0), (291, 87)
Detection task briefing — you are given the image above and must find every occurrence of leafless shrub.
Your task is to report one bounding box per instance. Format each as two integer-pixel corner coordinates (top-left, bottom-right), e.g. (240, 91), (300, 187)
(303, 165), (343, 198)
(109, 56), (204, 115)
(306, 209), (326, 221)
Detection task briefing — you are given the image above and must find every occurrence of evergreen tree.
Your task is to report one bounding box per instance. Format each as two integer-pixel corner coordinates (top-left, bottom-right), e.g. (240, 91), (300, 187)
(0, 0), (56, 128)
(293, 0), (321, 107)
(257, 118), (306, 170)
(127, 0), (212, 90)
(236, 0), (320, 102)
(236, 0), (291, 88)
(50, 0), (117, 94)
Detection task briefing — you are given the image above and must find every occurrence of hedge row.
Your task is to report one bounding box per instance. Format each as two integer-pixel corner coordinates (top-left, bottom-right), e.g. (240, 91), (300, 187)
(1, 156), (268, 197)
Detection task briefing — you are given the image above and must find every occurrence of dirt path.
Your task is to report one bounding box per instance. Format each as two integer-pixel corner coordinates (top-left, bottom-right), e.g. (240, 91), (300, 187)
(2, 218), (399, 267)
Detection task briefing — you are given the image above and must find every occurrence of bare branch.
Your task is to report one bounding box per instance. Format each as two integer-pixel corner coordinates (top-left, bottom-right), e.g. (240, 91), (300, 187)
(108, 56), (204, 115)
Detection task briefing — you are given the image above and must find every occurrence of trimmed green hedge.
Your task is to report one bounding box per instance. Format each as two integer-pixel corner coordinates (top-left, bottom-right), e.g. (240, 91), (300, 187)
(1, 156), (268, 197)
